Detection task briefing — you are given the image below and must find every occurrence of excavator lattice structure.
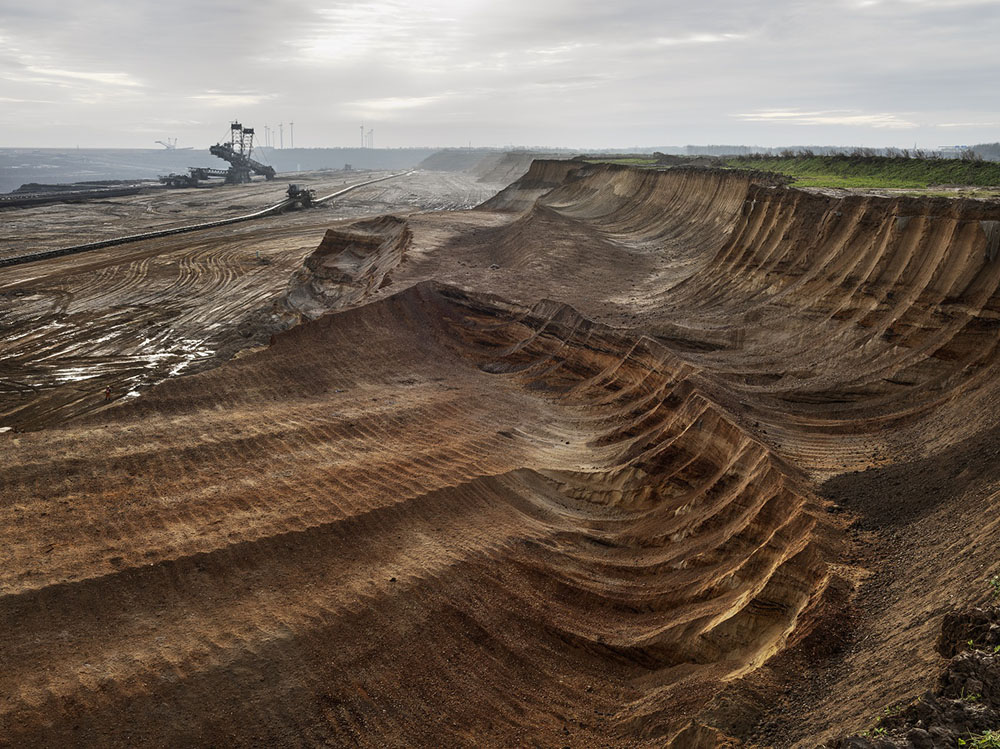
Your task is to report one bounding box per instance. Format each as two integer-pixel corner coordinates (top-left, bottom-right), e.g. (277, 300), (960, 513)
(160, 122), (276, 188)
(210, 122), (276, 184)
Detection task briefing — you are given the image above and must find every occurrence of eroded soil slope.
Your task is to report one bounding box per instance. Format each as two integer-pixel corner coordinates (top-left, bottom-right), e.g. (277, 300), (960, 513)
(4, 161), (1000, 746)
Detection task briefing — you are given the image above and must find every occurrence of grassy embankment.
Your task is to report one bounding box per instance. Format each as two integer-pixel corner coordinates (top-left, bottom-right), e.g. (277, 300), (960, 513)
(724, 154), (1000, 190)
(584, 154), (1000, 193)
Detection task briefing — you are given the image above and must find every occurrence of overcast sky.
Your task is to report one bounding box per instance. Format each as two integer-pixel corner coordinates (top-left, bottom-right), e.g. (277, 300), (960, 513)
(1, 0), (998, 149)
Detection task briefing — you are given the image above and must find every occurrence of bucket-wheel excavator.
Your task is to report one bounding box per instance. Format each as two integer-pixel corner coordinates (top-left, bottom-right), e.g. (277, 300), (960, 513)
(209, 122), (276, 184)
(160, 122), (276, 187)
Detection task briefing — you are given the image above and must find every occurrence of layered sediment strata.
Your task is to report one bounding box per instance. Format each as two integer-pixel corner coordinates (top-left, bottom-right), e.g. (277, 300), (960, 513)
(0, 283), (841, 746)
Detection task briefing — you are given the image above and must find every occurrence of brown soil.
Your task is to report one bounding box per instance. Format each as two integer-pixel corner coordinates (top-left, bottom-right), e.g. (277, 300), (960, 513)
(0, 169), (502, 428)
(3, 160), (1000, 747)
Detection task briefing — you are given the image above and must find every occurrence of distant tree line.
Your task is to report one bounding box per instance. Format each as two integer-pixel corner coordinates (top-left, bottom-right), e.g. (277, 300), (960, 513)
(736, 147), (985, 163)
(683, 143), (1000, 162)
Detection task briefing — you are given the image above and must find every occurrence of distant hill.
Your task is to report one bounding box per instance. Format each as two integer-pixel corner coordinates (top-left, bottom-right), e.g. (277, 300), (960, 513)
(419, 149), (569, 184)
(972, 142), (1000, 161)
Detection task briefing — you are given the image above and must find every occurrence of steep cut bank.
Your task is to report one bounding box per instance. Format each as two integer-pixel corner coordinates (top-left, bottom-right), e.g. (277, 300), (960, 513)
(641, 182), (1000, 477)
(393, 162), (1000, 743)
(475, 162), (1000, 475)
(479, 158), (589, 212)
(502, 164), (1000, 744)
(0, 282), (844, 747)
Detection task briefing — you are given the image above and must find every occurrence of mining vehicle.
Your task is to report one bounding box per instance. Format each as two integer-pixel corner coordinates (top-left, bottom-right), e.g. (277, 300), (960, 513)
(159, 122), (276, 188)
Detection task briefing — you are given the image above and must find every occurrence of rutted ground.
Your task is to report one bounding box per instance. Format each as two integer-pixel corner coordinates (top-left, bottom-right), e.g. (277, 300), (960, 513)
(3, 161), (1000, 746)
(0, 170), (503, 429)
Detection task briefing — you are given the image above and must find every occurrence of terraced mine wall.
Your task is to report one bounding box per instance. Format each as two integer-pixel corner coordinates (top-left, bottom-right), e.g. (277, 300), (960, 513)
(484, 163), (1000, 474)
(5, 161), (1000, 746)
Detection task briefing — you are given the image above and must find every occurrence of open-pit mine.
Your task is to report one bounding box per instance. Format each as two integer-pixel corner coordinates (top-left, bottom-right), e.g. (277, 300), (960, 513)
(3, 158), (1000, 747)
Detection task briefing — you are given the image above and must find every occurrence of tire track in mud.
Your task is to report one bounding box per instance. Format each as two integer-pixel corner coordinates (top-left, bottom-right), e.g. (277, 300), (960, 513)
(0, 172), (412, 268)
(0, 172), (500, 430)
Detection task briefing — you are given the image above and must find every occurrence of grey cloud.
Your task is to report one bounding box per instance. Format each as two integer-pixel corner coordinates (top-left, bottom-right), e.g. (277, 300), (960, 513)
(0, 0), (997, 148)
